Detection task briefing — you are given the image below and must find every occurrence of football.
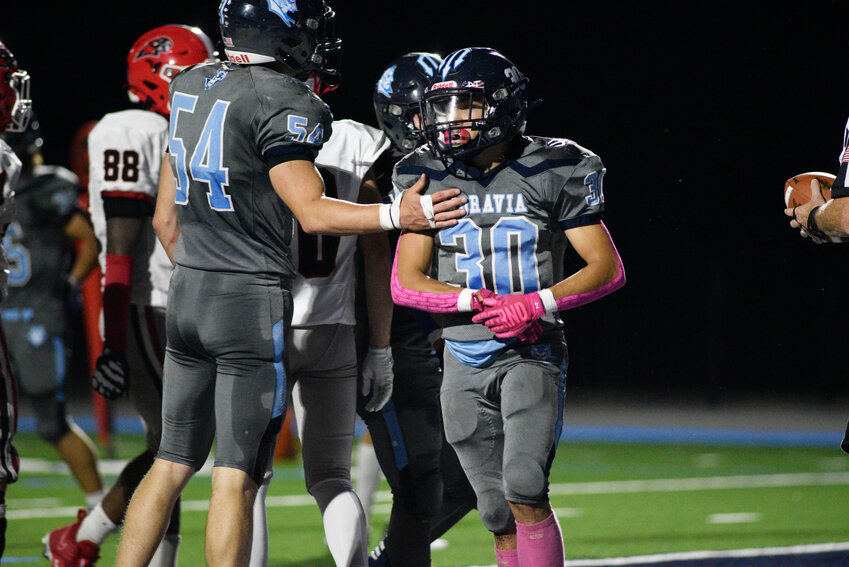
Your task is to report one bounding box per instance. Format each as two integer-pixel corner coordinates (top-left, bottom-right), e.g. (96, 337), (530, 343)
(784, 171), (835, 207)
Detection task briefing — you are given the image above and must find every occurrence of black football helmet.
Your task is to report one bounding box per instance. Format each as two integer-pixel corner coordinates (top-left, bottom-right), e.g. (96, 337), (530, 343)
(218, 0), (342, 86)
(0, 41), (32, 134)
(373, 52), (442, 153)
(421, 47), (529, 164)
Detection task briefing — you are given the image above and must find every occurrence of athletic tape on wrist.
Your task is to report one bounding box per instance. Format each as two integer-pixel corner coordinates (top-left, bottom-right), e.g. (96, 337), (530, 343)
(420, 194), (436, 229)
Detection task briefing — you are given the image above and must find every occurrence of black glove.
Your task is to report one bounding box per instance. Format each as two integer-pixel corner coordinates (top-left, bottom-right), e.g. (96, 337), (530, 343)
(91, 347), (129, 399)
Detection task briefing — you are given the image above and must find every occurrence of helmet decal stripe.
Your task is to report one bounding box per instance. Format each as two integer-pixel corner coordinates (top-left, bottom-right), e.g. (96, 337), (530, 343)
(268, 0), (297, 26)
(376, 65), (396, 97)
(416, 55), (440, 77)
(438, 48), (471, 80)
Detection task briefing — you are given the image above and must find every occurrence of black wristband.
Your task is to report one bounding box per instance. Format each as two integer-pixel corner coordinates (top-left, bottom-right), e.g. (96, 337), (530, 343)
(807, 205), (827, 239)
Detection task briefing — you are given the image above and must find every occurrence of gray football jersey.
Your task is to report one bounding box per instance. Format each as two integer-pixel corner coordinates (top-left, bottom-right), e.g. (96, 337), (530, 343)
(393, 136), (605, 341)
(3, 165), (79, 311)
(168, 61), (333, 277)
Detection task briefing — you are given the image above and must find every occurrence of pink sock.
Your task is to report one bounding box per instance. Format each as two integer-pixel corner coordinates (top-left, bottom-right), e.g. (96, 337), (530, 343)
(516, 512), (564, 567)
(495, 545), (519, 567)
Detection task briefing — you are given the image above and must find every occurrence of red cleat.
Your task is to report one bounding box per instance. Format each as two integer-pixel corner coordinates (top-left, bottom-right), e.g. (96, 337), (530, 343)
(42, 509), (101, 566)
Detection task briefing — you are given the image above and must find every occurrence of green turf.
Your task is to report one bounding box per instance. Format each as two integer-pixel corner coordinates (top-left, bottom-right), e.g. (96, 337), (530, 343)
(5, 434), (849, 566)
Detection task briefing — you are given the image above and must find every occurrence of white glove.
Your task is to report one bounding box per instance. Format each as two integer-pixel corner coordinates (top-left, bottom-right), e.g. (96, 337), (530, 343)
(362, 346), (394, 412)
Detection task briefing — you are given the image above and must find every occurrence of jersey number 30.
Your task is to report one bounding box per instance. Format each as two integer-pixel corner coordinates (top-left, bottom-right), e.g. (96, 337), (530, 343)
(170, 92), (234, 211)
(439, 217), (541, 294)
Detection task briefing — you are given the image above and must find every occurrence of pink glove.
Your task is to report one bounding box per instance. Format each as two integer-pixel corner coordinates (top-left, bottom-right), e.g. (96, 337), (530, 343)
(472, 292), (546, 338)
(470, 288), (499, 312)
(516, 320), (543, 343)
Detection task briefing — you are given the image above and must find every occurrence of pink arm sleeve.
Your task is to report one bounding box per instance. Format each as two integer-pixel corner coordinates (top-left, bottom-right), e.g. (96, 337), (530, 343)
(554, 221), (625, 311)
(390, 242), (466, 313)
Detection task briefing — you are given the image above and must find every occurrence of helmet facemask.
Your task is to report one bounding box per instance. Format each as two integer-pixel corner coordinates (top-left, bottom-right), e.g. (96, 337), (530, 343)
(0, 69), (32, 134)
(423, 88), (491, 162)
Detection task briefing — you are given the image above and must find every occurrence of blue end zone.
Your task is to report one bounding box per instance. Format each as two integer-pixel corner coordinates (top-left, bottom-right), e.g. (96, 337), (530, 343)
(561, 425), (841, 448)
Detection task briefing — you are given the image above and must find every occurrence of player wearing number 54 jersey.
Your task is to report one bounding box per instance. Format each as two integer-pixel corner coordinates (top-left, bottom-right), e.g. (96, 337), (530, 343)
(392, 48), (625, 567)
(115, 1), (467, 565)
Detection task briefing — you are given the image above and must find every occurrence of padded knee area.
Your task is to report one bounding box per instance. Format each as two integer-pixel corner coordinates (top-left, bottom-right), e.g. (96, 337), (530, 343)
(503, 454), (546, 503)
(477, 487), (514, 533)
(309, 477), (354, 514)
(33, 397), (70, 443)
(441, 393), (478, 446)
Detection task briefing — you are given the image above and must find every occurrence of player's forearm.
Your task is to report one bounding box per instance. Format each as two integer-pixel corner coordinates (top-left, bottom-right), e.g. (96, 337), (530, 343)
(361, 232), (393, 348)
(391, 250), (480, 313)
(809, 198), (849, 238)
(70, 235), (99, 283)
(64, 213), (100, 282)
(298, 196), (388, 236)
(153, 215), (180, 266)
(548, 253), (623, 308)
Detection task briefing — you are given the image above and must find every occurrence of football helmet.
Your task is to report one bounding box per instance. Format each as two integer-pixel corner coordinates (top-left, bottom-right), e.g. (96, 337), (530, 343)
(127, 25), (216, 117)
(373, 52), (443, 153)
(1, 111), (42, 159)
(421, 47), (529, 164)
(218, 0), (342, 86)
(0, 42), (32, 134)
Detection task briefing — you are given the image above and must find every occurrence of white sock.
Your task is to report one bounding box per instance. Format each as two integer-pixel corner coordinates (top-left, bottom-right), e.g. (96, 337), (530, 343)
(248, 478), (270, 567)
(353, 442), (381, 525)
(84, 489), (106, 511)
(76, 502), (117, 545)
(149, 534), (180, 567)
(323, 491), (368, 567)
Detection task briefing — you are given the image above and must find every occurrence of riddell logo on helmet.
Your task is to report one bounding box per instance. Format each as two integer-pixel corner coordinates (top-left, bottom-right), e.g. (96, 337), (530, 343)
(228, 53), (252, 64)
(136, 37), (173, 60)
(430, 81), (457, 90)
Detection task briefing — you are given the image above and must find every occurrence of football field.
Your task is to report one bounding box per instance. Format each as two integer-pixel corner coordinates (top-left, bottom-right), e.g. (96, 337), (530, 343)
(5, 431), (849, 566)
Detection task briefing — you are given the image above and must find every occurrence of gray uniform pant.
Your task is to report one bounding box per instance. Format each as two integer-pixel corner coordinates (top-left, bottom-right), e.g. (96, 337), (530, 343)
(441, 338), (567, 533)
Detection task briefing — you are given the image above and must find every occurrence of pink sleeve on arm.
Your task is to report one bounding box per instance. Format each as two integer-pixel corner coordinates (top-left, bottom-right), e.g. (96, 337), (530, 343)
(390, 241), (471, 313)
(554, 221), (625, 311)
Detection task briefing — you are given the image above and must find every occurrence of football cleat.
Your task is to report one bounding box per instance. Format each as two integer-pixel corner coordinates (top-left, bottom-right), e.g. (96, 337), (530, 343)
(42, 509), (101, 567)
(368, 536), (391, 567)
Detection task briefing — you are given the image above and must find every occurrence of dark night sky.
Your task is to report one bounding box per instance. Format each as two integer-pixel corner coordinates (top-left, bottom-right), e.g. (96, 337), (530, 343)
(3, 1), (849, 399)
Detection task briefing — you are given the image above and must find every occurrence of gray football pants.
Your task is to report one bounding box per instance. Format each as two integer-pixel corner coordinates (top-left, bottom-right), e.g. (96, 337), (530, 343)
(441, 339), (567, 534)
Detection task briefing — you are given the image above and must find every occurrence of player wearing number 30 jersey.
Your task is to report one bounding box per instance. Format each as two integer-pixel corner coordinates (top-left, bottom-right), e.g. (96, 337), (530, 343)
(392, 48), (625, 567)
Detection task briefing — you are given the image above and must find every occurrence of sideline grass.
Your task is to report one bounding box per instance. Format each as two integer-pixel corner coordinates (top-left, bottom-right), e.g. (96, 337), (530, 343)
(5, 434), (849, 566)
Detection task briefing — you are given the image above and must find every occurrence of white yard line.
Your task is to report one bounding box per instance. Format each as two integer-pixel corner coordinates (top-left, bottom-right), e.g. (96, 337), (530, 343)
(463, 542), (849, 567)
(10, 470), (849, 520)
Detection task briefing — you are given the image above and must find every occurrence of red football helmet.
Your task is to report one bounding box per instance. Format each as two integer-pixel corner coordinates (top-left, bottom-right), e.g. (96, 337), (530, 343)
(126, 25), (215, 117)
(0, 41), (32, 134)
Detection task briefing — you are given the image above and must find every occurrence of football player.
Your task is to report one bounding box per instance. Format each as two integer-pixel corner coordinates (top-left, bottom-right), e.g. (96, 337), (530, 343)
(0, 116), (104, 514)
(358, 52), (478, 567)
(115, 1), (466, 565)
(391, 48), (625, 566)
(0, 39), (30, 558)
(250, 115), (394, 567)
(786, 116), (849, 243)
(43, 25), (216, 567)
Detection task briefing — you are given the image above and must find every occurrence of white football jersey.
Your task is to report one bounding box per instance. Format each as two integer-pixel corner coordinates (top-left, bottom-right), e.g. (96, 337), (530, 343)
(88, 109), (172, 308)
(290, 119), (390, 327)
(0, 139), (20, 302)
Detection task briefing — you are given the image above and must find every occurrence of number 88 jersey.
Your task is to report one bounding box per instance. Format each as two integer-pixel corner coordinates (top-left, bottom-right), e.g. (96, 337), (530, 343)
(88, 108), (173, 308)
(392, 136), (606, 342)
